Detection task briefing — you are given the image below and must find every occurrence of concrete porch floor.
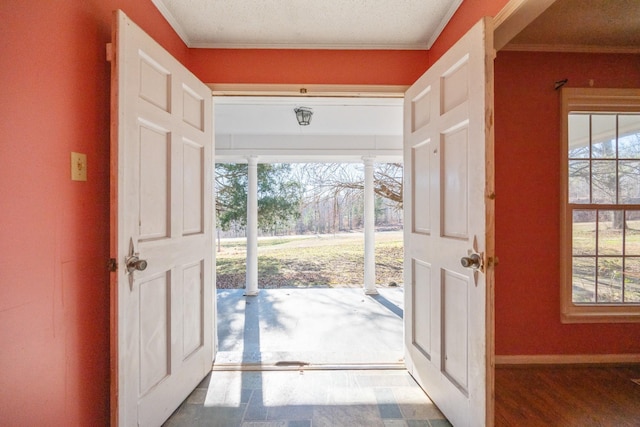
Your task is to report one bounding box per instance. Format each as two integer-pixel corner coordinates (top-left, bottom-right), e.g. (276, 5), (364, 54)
(215, 288), (405, 367)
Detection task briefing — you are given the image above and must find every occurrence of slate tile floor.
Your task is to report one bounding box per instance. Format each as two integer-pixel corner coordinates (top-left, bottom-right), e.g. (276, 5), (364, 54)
(163, 369), (452, 427)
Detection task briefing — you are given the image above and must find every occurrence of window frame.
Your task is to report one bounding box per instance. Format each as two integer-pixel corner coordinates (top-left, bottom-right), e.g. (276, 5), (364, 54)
(560, 88), (640, 323)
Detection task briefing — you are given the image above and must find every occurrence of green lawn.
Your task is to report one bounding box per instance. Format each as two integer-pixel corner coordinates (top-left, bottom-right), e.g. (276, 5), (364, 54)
(572, 219), (640, 303)
(216, 231), (403, 289)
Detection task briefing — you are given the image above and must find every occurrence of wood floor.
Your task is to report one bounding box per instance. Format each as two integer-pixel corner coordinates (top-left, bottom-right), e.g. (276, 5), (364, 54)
(495, 365), (640, 426)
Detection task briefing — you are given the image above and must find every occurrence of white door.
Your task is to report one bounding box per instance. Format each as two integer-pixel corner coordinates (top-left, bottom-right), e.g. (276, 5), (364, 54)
(110, 10), (215, 427)
(403, 17), (495, 427)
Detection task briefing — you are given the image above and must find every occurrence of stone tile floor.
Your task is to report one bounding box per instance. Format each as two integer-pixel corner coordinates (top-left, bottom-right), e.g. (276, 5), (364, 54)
(164, 369), (452, 427)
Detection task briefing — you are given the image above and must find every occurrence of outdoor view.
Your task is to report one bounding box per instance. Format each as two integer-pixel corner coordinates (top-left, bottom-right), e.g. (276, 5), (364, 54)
(215, 162), (404, 289)
(568, 113), (640, 303)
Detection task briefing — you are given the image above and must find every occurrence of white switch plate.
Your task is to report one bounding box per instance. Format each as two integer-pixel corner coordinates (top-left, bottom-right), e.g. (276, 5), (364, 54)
(71, 152), (87, 181)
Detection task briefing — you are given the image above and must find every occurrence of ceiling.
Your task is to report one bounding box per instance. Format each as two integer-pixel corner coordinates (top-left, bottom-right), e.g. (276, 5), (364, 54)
(505, 0), (640, 52)
(215, 97), (402, 136)
(151, 0), (640, 52)
(151, 0), (462, 49)
(214, 97), (404, 163)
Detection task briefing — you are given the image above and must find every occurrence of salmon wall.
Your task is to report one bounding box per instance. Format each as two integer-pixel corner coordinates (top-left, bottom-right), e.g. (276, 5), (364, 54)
(0, 1), (187, 425)
(189, 49), (429, 85)
(494, 51), (640, 355)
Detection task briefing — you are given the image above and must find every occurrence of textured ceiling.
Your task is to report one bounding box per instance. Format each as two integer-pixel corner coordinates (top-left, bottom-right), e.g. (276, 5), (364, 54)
(152, 0), (462, 49)
(507, 0), (640, 51)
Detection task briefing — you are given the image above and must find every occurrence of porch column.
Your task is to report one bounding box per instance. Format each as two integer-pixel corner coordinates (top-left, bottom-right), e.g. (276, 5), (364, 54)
(245, 155), (259, 296)
(363, 156), (378, 295)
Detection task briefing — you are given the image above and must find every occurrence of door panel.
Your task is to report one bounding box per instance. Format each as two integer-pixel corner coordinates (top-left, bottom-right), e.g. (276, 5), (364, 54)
(412, 141), (431, 234)
(110, 10), (215, 427)
(139, 123), (170, 240)
(412, 259), (432, 359)
(442, 269), (469, 393)
(404, 17), (494, 427)
(183, 261), (204, 356)
(183, 139), (204, 235)
(139, 273), (170, 394)
(443, 126), (469, 239)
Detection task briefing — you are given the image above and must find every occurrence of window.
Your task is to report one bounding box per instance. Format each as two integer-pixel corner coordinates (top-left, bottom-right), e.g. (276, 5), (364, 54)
(561, 88), (640, 323)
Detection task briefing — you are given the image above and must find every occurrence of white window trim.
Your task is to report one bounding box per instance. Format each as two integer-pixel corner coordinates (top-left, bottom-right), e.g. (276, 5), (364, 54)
(560, 87), (640, 323)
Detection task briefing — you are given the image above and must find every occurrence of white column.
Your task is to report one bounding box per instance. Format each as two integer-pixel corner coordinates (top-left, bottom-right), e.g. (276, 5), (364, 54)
(245, 155), (259, 296)
(363, 156), (378, 295)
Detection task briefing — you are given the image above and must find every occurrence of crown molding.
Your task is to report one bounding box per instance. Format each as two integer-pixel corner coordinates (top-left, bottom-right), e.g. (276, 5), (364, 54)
(189, 41), (429, 50)
(151, 0), (192, 47)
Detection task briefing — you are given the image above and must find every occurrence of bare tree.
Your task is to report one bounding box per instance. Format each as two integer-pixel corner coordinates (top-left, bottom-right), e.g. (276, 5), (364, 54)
(300, 163), (403, 208)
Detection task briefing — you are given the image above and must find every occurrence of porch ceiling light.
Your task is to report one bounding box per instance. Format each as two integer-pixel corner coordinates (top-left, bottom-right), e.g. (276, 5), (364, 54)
(294, 107), (313, 126)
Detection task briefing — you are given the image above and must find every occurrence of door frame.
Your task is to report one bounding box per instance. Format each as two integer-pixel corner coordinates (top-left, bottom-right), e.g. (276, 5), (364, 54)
(208, 84), (408, 98)
(209, 83), (497, 424)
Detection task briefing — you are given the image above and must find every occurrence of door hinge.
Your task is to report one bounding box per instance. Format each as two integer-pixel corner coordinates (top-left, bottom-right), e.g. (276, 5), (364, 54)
(106, 42), (113, 62)
(108, 258), (118, 272)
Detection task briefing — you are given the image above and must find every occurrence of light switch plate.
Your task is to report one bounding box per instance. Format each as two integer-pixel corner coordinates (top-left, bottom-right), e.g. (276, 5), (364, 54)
(71, 152), (87, 181)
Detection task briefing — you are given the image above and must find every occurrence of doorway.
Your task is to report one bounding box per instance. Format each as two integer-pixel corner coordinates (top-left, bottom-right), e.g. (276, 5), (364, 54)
(212, 96), (407, 368)
(112, 10), (494, 425)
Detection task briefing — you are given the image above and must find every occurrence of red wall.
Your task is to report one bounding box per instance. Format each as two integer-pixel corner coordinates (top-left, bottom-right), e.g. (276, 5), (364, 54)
(494, 51), (640, 355)
(0, 1), (187, 425)
(189, 49), (429, 85)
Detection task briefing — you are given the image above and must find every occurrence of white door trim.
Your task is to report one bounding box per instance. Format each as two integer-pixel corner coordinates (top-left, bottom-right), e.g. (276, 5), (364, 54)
(208, 83), (408, 98)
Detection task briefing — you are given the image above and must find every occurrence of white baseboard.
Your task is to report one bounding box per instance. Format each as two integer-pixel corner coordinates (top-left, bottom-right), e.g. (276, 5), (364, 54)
(495, 354), (640, 365)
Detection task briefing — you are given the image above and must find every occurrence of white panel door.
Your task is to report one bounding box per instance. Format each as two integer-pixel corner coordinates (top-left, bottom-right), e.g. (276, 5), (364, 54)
(403, 17), (495, 427)
(110, 10), (215, 427)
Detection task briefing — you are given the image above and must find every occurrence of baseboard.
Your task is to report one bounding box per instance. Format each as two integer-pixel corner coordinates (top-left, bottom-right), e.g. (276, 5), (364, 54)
(495, 354), (640, 366)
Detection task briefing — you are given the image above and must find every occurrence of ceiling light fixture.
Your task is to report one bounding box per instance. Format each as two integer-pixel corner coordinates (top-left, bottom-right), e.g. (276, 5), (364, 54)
(294, 107), (313, 126)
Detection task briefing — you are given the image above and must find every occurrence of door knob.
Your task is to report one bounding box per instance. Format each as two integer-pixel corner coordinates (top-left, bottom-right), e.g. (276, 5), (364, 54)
(125, 255), (148, 273)
(461, 253), (482, 270)
(125, 237), (147, 276)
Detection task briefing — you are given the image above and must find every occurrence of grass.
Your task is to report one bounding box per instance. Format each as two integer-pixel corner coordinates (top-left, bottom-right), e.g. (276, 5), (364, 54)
(572, 220), (640, 303)
(216, 231), (403, 289)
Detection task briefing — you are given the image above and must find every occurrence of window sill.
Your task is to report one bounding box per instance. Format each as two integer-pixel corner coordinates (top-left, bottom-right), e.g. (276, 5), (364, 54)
(561, 304), (640, 323)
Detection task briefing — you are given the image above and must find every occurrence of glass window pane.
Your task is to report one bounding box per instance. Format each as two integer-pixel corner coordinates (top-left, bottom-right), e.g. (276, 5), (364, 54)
(598, 210), (623, 255)
(573, 210), (596, 255)
(618, 115), (640, 159)
(591, 160), (616, 204)
(568, 114), (590, 158)
(566, 111), (640, 308)
(573, 257), (596, 303)
(568, 160), (590, 203)
(619, 161), (640, 204)
(597, 257), (623, 303)
(626, 211), (640, 255)
(624, 258), (640, 303)
(592, 115), (617, 158)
